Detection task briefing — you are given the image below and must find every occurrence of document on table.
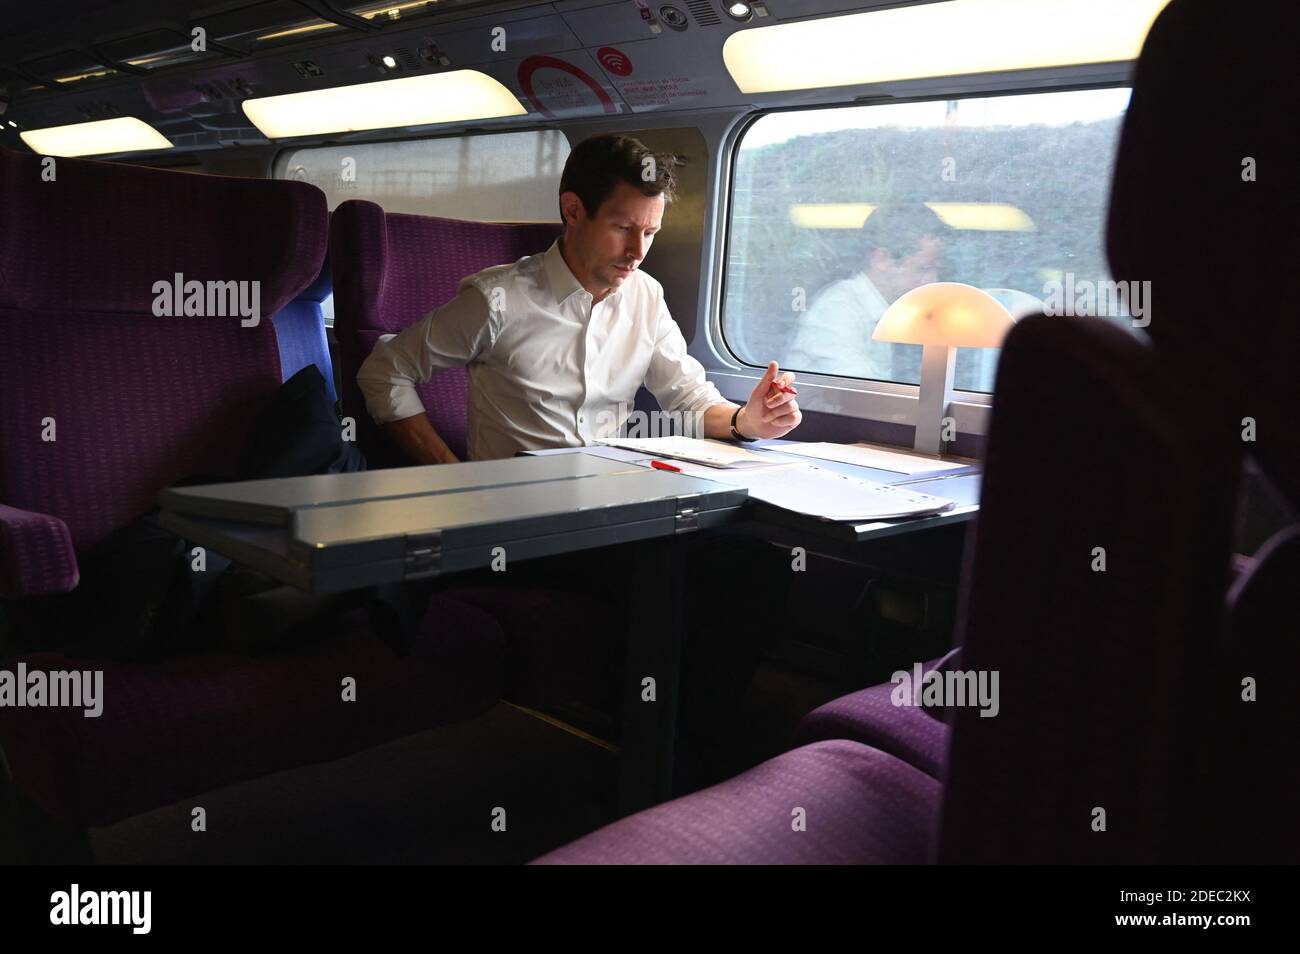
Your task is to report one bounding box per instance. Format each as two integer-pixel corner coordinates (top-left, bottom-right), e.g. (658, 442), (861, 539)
(647, 460), (957, 521)
(776, 441), (970, 477)
(593, 436), (780, 469)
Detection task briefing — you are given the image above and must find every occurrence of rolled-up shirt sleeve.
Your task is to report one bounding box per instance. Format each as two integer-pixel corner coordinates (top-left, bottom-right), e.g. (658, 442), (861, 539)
(643, 295), (728, 417)
(356, 284), (495, 425)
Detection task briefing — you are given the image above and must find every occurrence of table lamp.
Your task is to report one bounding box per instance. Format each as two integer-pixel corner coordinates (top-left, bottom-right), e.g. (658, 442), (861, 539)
(872, 282), (1015, 455)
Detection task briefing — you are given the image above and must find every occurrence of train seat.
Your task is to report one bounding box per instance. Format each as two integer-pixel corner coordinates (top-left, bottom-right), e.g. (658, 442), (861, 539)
(0, 600), (503, 829)
(536, 739), (939, 865)
(0, 147), (505, 835)
(329, 200), (561, 468)
(790, 648), (958, 779)
(1213, 526), (1300, 861)
(1102, 0), (1300, 864)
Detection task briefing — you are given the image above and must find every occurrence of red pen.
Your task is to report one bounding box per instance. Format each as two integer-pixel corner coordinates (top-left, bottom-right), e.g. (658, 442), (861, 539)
(650, 459), (681, 472)
(771, 380), (798, 395)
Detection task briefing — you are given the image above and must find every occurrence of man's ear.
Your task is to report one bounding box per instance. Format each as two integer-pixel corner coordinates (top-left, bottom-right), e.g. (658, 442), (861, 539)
(559, 191), (585, 229)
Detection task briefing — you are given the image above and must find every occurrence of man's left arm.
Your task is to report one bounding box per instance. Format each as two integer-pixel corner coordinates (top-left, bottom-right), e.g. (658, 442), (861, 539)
(644, 299), (801, 441)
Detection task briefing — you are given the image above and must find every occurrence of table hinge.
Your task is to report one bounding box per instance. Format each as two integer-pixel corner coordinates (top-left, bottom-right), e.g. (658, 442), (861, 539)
(404, 532), (442, 578)
(674, 496), (700, 534)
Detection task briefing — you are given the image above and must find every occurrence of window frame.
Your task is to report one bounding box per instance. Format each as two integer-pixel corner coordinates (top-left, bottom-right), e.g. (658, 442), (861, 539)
(710, 79), (1133, 435)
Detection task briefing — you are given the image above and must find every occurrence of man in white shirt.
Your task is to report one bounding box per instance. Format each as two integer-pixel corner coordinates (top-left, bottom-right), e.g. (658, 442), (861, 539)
(785, 203), (946, 384)
(358, 134), (801, 463)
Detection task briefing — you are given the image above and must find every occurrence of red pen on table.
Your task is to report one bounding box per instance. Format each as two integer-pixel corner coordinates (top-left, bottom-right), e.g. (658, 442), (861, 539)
(650, 459), (681, 473)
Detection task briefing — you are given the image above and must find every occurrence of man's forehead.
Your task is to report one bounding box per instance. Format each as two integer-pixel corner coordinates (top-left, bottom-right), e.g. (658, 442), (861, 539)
(906, 235), (944, 261)
(599, 182), (665, 224)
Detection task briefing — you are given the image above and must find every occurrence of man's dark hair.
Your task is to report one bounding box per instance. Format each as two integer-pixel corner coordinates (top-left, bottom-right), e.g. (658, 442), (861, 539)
(860, 201), (948, 259)
(558, 134), (679, 222)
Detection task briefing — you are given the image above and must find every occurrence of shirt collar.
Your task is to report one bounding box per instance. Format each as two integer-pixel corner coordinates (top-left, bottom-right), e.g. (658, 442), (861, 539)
(544, 237), (624, 309)
(544, 238), (588, 306)
(854, 271), (890, 312)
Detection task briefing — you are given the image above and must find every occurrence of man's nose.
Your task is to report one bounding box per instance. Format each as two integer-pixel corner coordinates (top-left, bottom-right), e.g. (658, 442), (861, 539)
(627, 234), (648, 261)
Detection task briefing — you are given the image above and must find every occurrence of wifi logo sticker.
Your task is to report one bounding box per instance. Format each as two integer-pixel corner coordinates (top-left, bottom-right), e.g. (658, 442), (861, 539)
(597, 46), (633, 76)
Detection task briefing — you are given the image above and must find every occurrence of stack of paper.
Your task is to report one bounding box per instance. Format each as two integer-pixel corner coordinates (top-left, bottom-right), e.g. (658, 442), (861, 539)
(593, 436), (780, 469)
(649, 460), (957, 522)
(776, 441), (969, 476)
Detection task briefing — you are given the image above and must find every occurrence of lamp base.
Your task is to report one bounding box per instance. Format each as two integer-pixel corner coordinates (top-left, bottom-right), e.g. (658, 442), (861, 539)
(913, 343), (957, 456)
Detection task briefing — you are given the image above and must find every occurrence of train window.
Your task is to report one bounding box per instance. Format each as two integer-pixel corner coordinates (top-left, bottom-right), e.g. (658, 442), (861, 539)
(723, 87), (1132, 393)
(273, 128), (569, 221)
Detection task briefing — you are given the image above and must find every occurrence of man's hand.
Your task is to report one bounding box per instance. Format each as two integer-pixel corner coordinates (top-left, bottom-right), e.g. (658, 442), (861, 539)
(736, 361), (801, 440)
(384, 413), (461, 465)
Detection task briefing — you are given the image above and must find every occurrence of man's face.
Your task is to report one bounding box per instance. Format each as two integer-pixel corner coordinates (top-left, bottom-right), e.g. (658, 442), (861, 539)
(560, 179), (665, 298)
(868, 234), (944, 302)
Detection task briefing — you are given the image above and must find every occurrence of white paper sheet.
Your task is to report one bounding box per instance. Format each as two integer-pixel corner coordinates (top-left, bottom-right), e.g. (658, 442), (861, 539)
(776, 441), (968, 476)
(593, 436), (780, 469)
(651, 461), (956, 521)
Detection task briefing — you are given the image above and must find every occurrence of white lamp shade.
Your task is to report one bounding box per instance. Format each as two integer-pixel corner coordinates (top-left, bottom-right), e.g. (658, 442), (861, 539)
(982, 287), (1046, 321)
(873, 282), (1015, 348)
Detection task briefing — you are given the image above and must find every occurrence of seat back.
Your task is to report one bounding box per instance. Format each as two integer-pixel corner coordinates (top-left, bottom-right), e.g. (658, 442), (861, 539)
(1103, 0), (1300, 862)
(937, 314), (1239, 863)
(1212, 525), (1300, 861)
(330, 200), (561, 465)
(0, 147), (327, 550)
(1106, 0), (1300, 510)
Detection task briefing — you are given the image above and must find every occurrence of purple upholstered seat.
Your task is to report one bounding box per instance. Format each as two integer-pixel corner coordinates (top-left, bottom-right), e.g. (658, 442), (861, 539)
(0, 599), (503, 827)
(1102, 0), (1299, 863)
(1105, 1), (1299, 514)
(1210, 526), (1300, 862)
(0, 147), (315, 572)
(936, 315), (1239, 864)
(0, 149), (505, 829)
(534, 740), (939, 865)
(791, 648), (959, 778)
(329, 201), (561, 466)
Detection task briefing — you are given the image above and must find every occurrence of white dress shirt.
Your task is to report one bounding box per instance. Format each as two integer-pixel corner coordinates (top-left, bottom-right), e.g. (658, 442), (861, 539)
(357, 238), (727, 461)
(785, 272), (917, 381)
(784, 271), (998, 390)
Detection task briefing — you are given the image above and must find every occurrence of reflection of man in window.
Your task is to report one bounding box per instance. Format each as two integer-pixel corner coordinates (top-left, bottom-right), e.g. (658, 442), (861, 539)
(786, 202), (947, 382)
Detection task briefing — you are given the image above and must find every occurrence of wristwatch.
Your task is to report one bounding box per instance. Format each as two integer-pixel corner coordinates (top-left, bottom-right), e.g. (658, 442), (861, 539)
(730, 406), (757, 442)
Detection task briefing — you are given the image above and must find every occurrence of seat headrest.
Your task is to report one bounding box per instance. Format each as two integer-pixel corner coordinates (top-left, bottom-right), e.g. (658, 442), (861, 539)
(329, 199), (562, 335)
(1105, 0), (1300, 506)
(0, 148), (328, 317)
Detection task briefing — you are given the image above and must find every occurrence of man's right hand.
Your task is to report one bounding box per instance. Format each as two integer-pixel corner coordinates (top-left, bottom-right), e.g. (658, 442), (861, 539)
(384, 414), (460, 465)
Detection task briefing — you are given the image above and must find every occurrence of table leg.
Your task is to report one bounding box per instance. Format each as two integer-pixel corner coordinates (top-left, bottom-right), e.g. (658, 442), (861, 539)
(617, 535), (686, 816)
